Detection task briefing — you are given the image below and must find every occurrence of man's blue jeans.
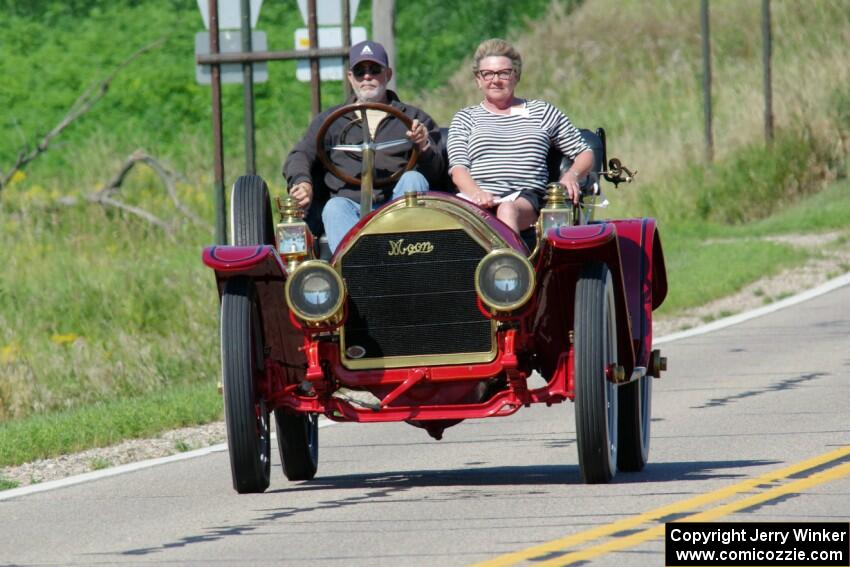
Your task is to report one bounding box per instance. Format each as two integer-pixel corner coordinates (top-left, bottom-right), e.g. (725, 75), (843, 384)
(322, 170), (429, 253)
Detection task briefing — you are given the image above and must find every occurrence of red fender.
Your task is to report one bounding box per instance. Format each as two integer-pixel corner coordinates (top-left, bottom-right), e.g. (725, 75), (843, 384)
(531, 218), (666, 378)
(202, 245), (286, 280)
(606, 219), (668, 367)
(202, 245), (306, 386)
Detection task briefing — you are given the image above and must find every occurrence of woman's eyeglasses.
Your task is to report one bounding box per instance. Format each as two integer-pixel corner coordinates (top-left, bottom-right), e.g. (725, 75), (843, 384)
(477, 69), (514, 81)
(352, 63), (384, 79)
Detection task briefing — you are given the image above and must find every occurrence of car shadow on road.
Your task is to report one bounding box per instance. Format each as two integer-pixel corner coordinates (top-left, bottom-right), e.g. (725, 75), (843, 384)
(691, 372), (827, 409)
(618, 458), (781, 483)
(266, 457), (777, 493)
(110, 459), (776, 558)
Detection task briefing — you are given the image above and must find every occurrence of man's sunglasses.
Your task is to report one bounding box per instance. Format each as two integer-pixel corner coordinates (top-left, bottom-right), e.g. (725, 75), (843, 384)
(477, 69), (514, 81)
(352, 63), (384, 78)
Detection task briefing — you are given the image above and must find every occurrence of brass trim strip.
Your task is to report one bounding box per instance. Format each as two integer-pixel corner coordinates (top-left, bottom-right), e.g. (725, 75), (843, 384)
(340, 338), (497, 370)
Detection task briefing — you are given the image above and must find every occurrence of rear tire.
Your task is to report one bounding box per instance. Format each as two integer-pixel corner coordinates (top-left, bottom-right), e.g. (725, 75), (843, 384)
(274, 409), (319, 481)
(574, 262), (618, 484)
(221, 277), (271, 493)
(232, 175), (274, 246)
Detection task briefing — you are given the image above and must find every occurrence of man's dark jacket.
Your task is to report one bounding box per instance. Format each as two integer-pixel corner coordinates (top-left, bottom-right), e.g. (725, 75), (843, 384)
(283, 91), (446, 208)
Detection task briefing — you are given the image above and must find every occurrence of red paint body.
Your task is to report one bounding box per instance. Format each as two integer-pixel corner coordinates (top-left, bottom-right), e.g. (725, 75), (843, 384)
(203, 193), (667, 429)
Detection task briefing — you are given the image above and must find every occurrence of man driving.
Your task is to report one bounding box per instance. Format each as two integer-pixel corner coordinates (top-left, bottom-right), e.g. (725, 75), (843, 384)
(283, 40), (445, 253)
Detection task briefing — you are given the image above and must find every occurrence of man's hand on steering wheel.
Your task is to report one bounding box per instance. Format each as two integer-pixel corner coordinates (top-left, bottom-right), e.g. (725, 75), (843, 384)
(406, 119), (431, 152)
(289, 181), (313, 208)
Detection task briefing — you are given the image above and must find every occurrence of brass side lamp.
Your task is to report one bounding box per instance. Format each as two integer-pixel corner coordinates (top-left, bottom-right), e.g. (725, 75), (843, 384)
(276, 195), (313, 271)
(538, 182), (574, 238)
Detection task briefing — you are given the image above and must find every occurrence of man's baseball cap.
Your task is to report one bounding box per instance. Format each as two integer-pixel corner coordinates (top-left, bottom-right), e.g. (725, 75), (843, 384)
(349, 40), (389, 69)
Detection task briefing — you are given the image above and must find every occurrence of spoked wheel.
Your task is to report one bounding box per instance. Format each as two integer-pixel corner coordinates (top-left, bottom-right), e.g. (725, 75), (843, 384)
(574, 262), (619, 484)
(231, 175), (274, 246)
(618, 370), (652, 471)
(221, 277), (271, 493)
(274, 409), (319, 481)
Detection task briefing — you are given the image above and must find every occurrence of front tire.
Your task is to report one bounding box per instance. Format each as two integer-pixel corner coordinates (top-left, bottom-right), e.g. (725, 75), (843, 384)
(574, 262), (618, 484)
(222, 277), (271, 493)
(231, 175), (274, 246)
(618, 372), (652, 471)
(274, 409), (319, 481)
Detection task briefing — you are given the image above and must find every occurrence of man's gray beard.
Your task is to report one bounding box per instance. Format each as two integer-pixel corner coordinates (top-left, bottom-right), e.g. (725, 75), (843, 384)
(354, 83), (387, 103)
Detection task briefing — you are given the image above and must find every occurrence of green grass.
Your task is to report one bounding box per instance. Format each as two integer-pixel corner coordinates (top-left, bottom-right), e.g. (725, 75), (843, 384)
(652, 167), (850, 316)
(0, 382), (221, 467)
(89, 457), (111, 471)
(0, 195), (219, 422)
(741, 171), (850, 236)
(656, 230), (811, 315)
(0, 476), (19, 490)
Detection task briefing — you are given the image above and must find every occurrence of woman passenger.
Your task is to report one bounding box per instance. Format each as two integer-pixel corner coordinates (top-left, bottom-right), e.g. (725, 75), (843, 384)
(447, 38), (594, 233)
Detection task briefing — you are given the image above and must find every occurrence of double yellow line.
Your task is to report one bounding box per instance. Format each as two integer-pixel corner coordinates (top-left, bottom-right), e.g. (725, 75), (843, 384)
(473, 445), (850, 566)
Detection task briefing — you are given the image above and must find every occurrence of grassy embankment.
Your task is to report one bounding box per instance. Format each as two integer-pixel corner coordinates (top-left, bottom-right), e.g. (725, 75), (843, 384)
(0, 0), (572, 476)
(1, 0), (848, 479)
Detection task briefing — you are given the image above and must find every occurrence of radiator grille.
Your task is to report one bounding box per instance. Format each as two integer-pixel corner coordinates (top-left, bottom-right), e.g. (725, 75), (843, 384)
(340, 229), (492, 360)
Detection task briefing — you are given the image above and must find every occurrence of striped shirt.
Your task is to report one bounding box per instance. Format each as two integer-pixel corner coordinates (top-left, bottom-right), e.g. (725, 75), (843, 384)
(447, 99), (589, 197)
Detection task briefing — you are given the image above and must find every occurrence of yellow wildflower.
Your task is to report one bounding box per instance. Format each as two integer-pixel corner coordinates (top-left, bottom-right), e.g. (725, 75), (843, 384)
(9, 170), (26, 185)
(51, 333), (79, 345)
(1, 342), (20, 363)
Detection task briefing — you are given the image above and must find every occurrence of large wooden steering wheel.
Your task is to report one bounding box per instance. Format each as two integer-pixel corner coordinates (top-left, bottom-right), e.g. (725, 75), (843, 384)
(315, 102), (420, 188)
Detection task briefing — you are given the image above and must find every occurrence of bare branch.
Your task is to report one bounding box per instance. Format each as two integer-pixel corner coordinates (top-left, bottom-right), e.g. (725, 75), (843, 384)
(86, 192), (176, 236)
(0, 37), (167, 195)
(79, 150), (214, 236)
(120, 151), (211, 230)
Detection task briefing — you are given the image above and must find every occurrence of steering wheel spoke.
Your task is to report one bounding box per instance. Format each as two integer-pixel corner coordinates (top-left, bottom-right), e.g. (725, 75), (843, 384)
(373, 139), (413, 152)
(330, 144), (364, 153)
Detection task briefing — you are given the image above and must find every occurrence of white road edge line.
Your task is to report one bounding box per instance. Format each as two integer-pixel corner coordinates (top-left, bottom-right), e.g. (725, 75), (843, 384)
(654, 271), (850, 344)
(1, 420), (336, 501)
(4, 271), (848, 501)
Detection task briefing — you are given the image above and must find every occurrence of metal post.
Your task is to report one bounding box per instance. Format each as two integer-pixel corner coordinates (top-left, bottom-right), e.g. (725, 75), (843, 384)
(308, 0), (321, 115)
(240, 0), (256, 174)
(700, 0), (714, 163)
(342, 0), (352, 99)
(372, 0), (397, 92)
(209, 0), (227, 244)
(762, 0), (774, 144)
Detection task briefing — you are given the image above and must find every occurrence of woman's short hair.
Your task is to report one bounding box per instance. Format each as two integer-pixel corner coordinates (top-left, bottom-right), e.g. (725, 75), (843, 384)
(472, 38), (522, 80)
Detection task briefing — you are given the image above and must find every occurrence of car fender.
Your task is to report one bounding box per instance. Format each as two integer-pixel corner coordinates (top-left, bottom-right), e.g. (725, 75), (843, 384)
(203, 244), (306, 383)
(532, 219), (668, 375)
(606, 219), (667, 368)
(533, 223), (636, 377)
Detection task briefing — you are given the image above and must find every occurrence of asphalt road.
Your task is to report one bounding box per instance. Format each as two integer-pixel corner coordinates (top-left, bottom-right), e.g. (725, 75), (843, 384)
(2, 282), (848, 566)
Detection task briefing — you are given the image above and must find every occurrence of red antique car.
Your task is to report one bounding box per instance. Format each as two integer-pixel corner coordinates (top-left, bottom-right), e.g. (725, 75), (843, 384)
(203, 102), (668, 493)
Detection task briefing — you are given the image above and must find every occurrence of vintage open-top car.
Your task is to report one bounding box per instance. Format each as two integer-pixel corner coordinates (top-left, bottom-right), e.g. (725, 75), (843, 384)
(203, 102), (668, 493)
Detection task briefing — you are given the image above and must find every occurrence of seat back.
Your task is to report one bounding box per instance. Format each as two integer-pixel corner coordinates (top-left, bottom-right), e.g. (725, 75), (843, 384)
(547, 128), (605, 182)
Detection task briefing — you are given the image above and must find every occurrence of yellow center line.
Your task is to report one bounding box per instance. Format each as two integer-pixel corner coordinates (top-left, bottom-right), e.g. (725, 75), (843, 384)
(538, 461), (850, 566)
(471, 445), (850, 567)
